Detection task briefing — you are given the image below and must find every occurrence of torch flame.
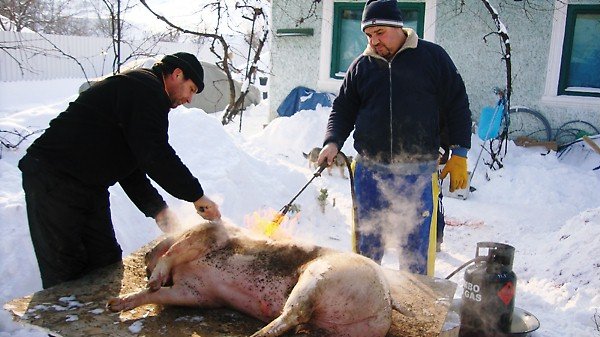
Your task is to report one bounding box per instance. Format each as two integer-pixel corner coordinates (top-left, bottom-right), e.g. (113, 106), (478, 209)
(244, 208), (298, 240)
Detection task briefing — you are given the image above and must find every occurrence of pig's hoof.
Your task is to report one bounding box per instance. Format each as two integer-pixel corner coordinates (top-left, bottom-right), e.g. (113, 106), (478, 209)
(147, 263), (169, 291)
(106, 295), (137, 312)
(106, 297), (129, 312)
(147, 277), (162, 291)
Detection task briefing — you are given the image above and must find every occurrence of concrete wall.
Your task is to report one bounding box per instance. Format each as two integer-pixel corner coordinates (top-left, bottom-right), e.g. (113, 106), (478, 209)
(270, 0), (600, 134)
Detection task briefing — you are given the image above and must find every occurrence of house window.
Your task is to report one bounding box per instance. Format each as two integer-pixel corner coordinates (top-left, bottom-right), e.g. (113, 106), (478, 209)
(330, 2), (425, 79)
(558, 4), (600, 97)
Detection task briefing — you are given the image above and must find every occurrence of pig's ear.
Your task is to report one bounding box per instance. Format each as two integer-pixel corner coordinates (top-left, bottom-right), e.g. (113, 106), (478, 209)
(144, 251), (157, 278)
(144, 251), (154, 268)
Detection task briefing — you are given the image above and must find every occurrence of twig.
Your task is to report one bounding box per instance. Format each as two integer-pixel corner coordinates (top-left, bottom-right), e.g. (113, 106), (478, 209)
(593, 308), (600, 335)
(139, 0), (238, 118)
(0, 129), (44, 151)
(34, 32), (90, 83)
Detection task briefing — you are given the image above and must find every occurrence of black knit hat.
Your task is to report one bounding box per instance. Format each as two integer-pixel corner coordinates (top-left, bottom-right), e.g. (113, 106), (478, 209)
(160, 52), (205, 94)
(361, 0), (404, 32)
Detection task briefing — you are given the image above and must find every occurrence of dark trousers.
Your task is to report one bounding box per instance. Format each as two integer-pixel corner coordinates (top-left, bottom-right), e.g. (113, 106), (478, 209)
(19, 155), (122, 289)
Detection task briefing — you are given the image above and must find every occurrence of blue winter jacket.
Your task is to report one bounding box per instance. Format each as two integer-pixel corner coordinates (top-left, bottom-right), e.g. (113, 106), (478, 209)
(324, 29), (472, 163)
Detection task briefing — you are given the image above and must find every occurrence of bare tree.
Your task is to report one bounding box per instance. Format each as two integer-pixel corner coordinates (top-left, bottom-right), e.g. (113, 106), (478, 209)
(0, 0), (97, 35)
(80, 0), (186, 76)
(1, 0), (47, 32)
(1, 0), (195, 80)
(0, 0), (111, 78)
(139, 0), (269, 126)
(221, 3), (268, 126)
(478, 0), (512, 171)
(453, 0), (513, 172)
(0, 0), (190, 157)
(97, 0), (131, 73)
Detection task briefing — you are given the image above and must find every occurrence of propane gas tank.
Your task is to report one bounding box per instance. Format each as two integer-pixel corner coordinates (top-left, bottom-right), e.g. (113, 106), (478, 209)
(459, 242), (517, 337)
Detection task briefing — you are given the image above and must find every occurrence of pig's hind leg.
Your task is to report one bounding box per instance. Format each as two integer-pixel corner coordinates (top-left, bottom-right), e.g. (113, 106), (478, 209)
(250, 261), (330, 337)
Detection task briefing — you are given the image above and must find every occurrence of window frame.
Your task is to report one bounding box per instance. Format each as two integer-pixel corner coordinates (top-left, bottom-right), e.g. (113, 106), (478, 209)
(329, 2), (426, 79)
(557, 4), (600, 98)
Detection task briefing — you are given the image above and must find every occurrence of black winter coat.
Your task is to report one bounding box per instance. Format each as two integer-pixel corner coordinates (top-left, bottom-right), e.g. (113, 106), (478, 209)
(23, 68), (204, 217)
(324, 29), (472, 163)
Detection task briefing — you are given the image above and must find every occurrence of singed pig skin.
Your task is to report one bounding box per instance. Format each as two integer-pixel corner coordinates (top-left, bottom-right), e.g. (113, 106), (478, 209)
(107, 220), (400, 337)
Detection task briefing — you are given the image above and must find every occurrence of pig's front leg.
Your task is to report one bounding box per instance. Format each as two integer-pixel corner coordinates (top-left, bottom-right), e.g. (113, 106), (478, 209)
(107, 289), (154, 312)
(147, 231), (220, 290)
(145, 235), (176, 275)
(147, 257), (172, 291)
(147, 245), (211, 291)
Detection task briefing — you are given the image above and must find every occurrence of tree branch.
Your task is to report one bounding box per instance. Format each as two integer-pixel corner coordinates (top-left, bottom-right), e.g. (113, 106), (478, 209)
(480, 0), (512, 105)
(139, 0), (269, 126)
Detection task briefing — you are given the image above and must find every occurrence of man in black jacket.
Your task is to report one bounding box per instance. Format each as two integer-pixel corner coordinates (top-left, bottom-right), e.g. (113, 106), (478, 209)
(318, 0), (471, 275)
(19, 52), (221, 289)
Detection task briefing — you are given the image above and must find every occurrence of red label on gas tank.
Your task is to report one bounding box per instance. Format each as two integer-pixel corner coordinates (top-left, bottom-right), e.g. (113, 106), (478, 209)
(497, 281), (515, 306)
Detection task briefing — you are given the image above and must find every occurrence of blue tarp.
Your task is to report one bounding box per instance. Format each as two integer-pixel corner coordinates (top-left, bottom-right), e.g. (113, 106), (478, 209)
(276, 86), (335, 117)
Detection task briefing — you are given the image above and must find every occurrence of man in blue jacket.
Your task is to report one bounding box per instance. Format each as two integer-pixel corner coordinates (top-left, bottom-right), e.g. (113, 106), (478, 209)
(19, 52), (221, 289)
(318, 0), (471, 275)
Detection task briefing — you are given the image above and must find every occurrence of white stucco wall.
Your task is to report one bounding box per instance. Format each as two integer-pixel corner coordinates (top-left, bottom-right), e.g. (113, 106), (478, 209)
(270, 0), (600, 131)
(270, 0), (326, 120)
(436, 0), (554, 120)
(436, 0), (600, 132)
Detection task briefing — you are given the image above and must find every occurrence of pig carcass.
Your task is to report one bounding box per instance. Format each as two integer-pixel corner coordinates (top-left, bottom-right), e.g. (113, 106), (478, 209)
(107, 220), (411, 337)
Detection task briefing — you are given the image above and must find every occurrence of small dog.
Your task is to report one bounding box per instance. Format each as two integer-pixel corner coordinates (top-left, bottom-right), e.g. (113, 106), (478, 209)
(303, 147), (352, 178)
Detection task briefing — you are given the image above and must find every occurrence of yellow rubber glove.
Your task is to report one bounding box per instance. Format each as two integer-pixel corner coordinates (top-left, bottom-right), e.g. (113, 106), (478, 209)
(440, 155), (468, 192)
